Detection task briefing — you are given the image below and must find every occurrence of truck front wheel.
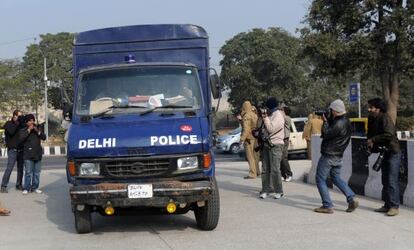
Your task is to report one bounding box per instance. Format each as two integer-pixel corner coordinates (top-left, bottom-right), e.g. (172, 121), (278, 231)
(194, 177), (220, 230)
(74, 205), (92, 234)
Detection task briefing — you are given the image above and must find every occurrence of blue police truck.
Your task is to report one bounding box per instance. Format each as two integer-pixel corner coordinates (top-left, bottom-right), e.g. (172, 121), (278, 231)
(65, 24), (221, 233)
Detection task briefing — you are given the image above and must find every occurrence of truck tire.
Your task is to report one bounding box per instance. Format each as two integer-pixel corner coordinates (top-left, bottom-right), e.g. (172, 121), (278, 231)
(194, 177), (220, 230)
(74, 205), (92, 234)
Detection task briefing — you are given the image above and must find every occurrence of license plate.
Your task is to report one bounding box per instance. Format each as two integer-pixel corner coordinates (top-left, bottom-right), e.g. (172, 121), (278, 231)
(128, 184), (153, 198)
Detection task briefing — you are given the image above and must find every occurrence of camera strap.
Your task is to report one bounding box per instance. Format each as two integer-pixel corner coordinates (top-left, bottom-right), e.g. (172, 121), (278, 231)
(258, 120), (284, 140)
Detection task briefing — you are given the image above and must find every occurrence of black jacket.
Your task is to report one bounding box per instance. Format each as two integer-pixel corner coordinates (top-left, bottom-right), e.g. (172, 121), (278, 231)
(18, 127), (46, 161)
(3, 120), (23, 149)
(320, 115), (351, 157)
(367, 112), (400, 153)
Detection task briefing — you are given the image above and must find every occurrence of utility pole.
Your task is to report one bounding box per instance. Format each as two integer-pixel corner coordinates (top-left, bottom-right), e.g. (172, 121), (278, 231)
(43, 58), (49, 142)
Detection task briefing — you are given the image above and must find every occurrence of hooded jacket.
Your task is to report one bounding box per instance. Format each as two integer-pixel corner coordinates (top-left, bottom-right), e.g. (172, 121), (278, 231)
(240, 101), (258, 142)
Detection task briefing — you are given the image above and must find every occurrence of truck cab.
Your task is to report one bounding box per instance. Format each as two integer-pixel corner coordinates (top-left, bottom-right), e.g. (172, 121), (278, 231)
(65, 24), (221, 233)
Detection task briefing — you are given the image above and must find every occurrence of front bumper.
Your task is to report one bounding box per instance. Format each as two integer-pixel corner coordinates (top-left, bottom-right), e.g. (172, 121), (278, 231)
(69, 180), (212, 207)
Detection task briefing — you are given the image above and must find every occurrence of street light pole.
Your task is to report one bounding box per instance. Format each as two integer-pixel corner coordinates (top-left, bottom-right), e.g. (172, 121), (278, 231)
(43, 58), (49, 142)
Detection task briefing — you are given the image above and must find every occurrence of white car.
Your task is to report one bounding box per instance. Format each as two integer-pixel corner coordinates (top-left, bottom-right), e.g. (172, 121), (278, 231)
(215, 127), (242, 154)
(288, 117), (308, 154)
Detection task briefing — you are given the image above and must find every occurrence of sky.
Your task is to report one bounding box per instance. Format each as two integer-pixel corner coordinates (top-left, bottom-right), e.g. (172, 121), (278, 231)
(0, 0), (310, 69)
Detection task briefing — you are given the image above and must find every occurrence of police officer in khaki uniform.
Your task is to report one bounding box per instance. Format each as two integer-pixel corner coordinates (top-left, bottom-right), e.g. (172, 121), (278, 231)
(303, 113), (323, 159)
(239, 101), (260, 179)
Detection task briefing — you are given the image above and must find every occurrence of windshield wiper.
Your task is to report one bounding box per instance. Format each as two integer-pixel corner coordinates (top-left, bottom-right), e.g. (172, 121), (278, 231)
(140, 104), (193, 116)
(89, 105), (148, 119)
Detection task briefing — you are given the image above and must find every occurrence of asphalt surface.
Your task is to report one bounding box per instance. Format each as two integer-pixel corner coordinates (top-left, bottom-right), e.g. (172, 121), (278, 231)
(1, 153), (414, 249)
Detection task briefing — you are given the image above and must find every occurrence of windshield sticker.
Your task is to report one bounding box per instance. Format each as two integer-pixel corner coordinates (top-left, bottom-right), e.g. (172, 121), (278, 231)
(150, 135), (198, 146)
(79, 138), (116, 149)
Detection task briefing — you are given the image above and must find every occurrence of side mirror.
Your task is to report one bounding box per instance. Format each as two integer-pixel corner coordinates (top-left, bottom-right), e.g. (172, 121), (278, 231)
(62, 102), (73, 121)
(209, 68), (222, 99)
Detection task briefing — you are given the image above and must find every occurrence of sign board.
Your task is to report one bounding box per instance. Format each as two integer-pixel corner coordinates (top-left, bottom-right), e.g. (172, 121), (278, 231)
(349, 83), (360, 103)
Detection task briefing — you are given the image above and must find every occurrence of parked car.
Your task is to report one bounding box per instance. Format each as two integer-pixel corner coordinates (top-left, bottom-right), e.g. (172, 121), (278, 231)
(215, 127), (242, 154)
(237, 117), (308, 158)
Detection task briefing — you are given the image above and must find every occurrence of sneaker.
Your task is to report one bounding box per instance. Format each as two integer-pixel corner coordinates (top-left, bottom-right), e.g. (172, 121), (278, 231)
(34, 189), (43, 194)
(346, 199), (359, 213)
(271, 193), (283, 199)
(22, 190), (29, 195)
(314, 207), (334, 214)
(0, 187), (8, 193)
(374, 206), (389, 213)
(281, 177), (285, 181)
(285, 176), (292, 182)
(386, 208), (399, 216)
(259, 192), (268, 199)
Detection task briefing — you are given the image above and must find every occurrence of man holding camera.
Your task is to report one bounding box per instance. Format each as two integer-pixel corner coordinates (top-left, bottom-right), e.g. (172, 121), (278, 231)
(367, 98), (401, 216)
(259, 97), (285, 199)
(19, 114), (46, 195)
(239, 101), (260, 179)
(1, 110), (25, 193)
(314, 99), (358, 214)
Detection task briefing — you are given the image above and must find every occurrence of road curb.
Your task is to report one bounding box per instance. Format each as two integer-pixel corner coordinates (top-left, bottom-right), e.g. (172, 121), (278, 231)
(0, 146), (67, 157)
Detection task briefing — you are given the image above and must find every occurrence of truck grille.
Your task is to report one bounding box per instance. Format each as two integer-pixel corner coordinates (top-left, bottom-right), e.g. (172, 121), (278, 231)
(105, 159), (170, 177)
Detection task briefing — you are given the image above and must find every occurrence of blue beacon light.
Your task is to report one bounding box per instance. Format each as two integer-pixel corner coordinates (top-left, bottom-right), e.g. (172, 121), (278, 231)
(125, 54), (136, 63)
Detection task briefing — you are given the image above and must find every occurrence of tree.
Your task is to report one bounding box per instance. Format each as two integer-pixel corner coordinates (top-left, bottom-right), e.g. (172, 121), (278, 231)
(0, 59), (30, 113)
(22, 32), (74, 110)
(301, 0), (414, 123)
(219, 28), (308, 111)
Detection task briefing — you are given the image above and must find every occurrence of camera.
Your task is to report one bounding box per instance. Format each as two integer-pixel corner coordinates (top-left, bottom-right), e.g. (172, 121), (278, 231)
(37, 122), (45, 131)
(314, 110), (327, 117)
(257, 106), (269, 116)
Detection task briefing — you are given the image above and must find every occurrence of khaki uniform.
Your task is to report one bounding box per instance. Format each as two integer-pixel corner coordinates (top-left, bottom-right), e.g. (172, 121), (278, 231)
(303, 113), (323, 159)
(240, 101), (260, 177)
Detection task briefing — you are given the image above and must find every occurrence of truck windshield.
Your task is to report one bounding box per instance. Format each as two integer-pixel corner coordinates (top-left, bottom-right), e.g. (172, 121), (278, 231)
(76, 66), (203, 115)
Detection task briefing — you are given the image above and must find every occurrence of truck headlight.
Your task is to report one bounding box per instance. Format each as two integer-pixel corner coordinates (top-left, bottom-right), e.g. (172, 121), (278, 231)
(79, 163), (100, 176)
(177, 157), (198, 170)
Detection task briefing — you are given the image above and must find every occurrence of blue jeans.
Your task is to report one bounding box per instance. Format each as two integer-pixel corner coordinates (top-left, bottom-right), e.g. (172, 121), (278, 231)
(316, 154), (355, 208)
(381, 151), (401, 208)
(1, 149), (24, 188)
(24, 160), (42, 191)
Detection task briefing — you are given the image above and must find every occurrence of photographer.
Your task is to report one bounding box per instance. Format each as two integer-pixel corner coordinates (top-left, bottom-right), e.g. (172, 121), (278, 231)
(314, 99), (358, 214)
(18, 114), (46, 195)
(259, 97), (285, 199)
(367, 98), (401, 216)
(1, 110), (25, 193)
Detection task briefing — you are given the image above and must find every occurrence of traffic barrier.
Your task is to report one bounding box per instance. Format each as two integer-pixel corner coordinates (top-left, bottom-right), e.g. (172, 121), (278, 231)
(403, 141), (414, 207)
(397, 131), (414, 140)
(0, 146), (66, 157)
(347, 138), (367, 195)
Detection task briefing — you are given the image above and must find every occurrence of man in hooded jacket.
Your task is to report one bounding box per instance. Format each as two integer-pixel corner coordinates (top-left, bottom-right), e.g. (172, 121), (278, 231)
(239, 101), (260, 179)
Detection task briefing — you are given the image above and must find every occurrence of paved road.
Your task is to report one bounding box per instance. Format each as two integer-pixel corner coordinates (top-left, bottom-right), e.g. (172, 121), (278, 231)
(1, 155), (414, 249)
